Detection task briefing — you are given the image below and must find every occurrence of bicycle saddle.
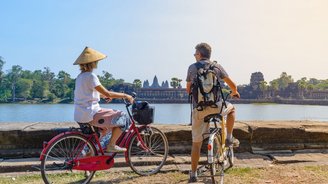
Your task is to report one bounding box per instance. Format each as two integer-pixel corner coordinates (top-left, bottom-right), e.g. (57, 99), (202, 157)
(204, 113), (222, 122)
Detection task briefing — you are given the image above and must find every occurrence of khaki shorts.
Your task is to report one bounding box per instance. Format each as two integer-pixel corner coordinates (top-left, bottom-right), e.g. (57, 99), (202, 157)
(192, 101), (234, 143)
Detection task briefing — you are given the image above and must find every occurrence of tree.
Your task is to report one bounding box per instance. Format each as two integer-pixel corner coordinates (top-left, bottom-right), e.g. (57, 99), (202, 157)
(259, 81), (268, 98)
(56, 71), (72, 98)
(269, 80), (279, 97)
(99, 71), (114, 88)
(7, 65), (22, 102)
(133, 79), (142, 88)
(0, 57), (9, 102)
(16, 78), (33, 99)
(250, 72), (264, 90)
(296, 77), (307, 98)
(278, 72), (293, 90)
(0, 56), (5, 83)
(170, 77), (182, 89)
(42, 67), (55, 82)
(31, 80), (47, 99)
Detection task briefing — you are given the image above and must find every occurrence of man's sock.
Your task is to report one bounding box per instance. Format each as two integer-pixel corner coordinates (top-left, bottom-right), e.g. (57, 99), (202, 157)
(190, 171), (197, 177)
(227, 133), (233, 141)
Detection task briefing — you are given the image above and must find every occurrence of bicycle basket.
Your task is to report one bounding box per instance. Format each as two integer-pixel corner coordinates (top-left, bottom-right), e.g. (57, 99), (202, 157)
(132, 101), (155, 125)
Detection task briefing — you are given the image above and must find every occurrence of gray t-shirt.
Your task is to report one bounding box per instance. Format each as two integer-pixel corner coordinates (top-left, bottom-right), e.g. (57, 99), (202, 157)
(186, 59), (228, 82)
(186, 59), (229, 108)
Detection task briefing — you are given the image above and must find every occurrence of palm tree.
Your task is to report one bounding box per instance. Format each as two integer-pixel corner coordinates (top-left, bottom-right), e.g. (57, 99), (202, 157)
(297, 77), (307, 98)
(269, 80), (279, 98)
(170, 77), (182, 89)
(259, 81), (268, 98)
(0, 57), (5, 85)
(7, 65), (22, 102)
(133, 79), (142, 88)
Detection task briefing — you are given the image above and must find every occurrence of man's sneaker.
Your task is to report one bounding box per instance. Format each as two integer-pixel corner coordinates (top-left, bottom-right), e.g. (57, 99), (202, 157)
(105, 145), (127, 153)
(225, 137), (240, 147)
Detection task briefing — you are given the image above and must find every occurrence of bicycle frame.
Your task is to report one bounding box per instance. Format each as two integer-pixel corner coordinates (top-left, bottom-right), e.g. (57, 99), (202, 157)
(206, 89), (231, 165)
(40, 100), (152, 171)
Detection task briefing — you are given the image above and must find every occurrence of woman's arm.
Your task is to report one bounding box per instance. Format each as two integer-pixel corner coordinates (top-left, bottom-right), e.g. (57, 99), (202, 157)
(95, 85), (134, 103)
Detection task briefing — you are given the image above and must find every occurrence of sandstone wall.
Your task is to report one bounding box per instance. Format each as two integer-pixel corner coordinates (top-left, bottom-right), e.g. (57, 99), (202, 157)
(0, 121), (328, 158)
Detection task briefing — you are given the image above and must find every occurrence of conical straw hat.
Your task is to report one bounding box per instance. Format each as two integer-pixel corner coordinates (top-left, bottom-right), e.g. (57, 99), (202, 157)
(73, 47), (107, 65)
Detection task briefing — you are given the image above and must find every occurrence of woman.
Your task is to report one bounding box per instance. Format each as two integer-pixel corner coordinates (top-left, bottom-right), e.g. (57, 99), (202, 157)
(73, 47), (134, 153)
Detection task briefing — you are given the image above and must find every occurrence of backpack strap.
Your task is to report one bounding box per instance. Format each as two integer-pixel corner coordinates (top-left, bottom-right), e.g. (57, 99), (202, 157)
(195, 61), (204, 70)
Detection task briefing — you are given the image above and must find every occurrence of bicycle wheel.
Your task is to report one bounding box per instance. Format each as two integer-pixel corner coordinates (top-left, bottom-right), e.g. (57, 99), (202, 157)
(210, 133), (224, 184)
(127, 126), (169, 175)
(41, 134), (97, 184)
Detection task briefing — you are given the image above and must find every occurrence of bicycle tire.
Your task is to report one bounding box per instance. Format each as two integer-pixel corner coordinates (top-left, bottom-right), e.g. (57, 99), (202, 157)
(127, 126), (169, 176)
(40, 133), (97, 184)
(209, 133), (224, 184)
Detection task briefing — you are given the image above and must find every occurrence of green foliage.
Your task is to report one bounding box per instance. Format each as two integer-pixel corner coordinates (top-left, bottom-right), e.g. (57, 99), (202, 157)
(170, 77), (182, 89)
(133, 79), (142, 88)
(16, 78), (33, 99)
(31, 80), (46, 99)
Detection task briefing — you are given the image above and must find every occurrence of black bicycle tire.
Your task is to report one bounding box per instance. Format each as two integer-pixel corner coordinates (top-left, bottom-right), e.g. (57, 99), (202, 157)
(210, 132), (224, 184)
(127, 126), (169, 176)
(40, 133), (97, 184)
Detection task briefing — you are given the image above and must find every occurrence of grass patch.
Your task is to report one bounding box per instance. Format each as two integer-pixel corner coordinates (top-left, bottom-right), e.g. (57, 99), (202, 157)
(226, 167), (253, 176)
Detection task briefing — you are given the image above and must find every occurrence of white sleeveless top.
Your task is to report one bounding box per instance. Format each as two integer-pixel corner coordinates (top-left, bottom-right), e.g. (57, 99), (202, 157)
(74, 72), (101, 122)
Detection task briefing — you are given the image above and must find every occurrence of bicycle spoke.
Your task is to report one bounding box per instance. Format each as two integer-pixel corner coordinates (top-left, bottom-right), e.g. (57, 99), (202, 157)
(128, 127), (168, 176)
(41, 134), (96, 184)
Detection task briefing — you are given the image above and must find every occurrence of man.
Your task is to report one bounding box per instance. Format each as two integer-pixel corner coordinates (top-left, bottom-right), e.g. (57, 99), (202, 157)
(186, 43), (240, 182)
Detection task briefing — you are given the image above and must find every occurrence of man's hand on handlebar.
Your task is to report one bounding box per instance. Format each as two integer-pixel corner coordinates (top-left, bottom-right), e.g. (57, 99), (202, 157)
(231, 91), (240, 99)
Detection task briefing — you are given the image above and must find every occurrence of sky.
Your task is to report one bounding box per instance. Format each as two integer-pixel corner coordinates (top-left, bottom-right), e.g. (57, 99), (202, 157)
(1, 0), (328, 87)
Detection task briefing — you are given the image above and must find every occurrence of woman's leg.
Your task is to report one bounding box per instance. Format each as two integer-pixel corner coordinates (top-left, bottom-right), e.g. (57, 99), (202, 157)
(108, 127), (122, 147)
(91, 109), (130, 152)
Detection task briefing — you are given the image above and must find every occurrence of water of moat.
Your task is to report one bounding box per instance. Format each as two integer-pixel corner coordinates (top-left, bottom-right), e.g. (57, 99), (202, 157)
(0, 103), (327, 124)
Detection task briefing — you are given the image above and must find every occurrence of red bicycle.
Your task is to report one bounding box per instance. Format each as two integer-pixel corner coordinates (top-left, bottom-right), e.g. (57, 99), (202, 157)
(39, 96), (169, 184)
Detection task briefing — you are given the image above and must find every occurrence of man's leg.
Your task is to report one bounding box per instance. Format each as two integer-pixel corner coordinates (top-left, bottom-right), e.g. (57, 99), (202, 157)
(226, 108), (235, 137)
(225, 107), (239, 147)
(191, 141), (202, 173)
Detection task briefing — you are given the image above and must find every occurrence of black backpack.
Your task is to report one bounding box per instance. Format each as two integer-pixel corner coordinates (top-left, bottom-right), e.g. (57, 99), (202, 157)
(191, 61), (220, 111)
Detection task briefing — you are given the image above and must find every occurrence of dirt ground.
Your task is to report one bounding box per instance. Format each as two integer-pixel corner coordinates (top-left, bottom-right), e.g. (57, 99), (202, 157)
(2, 165), (327, 184)
(91, 165), (328, 184)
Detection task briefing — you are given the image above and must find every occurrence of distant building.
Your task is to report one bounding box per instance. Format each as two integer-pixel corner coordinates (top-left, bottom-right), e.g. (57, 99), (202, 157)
(250, 72), (265, 90)
(309, 90), (328, 99)
(136, 88), (188, 103)
(161, 80), (169, 88)
(143, 80), (150, 88)
(139, 76), (188, 102)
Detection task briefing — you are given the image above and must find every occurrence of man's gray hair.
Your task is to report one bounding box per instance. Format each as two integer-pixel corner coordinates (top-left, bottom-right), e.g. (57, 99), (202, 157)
(195, 43), (211, 59)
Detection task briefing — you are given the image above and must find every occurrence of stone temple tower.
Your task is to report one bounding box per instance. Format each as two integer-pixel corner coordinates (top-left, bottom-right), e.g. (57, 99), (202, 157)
(151, 75), (160, 88)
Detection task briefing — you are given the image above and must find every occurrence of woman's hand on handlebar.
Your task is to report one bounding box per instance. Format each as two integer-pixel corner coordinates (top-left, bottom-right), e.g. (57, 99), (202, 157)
(124, 94), (135, 104)
(103, 97), (112, 103)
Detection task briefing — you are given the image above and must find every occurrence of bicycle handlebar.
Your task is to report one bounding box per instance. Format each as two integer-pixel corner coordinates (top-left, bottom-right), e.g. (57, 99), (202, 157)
(122, 92), (137, 107)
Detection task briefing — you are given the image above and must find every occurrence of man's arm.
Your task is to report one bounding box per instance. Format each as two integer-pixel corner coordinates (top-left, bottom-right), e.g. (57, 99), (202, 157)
(223, 77), (240, 98)
(186, 82), (192, 94)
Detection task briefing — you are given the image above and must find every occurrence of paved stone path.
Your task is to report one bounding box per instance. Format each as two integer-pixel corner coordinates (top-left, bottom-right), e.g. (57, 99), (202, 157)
(1, 150), (328, 175)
